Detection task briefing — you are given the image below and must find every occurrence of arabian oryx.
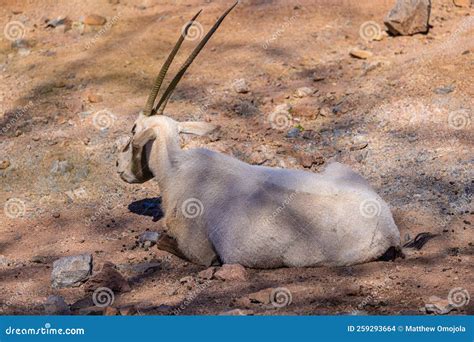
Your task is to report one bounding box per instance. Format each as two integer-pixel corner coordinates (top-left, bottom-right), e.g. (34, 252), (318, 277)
(117, 2), (402, 268)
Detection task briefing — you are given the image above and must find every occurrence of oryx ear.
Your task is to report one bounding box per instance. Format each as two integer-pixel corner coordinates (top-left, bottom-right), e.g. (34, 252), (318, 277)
(132, 128), (156, 148)
(178, 121), (220, 136)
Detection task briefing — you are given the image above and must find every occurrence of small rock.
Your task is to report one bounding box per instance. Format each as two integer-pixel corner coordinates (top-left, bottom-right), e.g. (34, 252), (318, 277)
(44, 295), (70, 315)
(78, 306), (105, 315)
(84, 262), (131, 293)
(104, 306), (119, 316)
(219, 309), (254, 315)
(297, 151), (325, 168)
(50, 160), (73, 175)
(118, 305), (137, 316)
(179, 275), (194, 284)
(18, 48), (31, 57)
(302, 130), (318, 140)
(312, 75), (325, 82)
(51, 254), (93, 288)
(295, 87), (313, 98)
(425, 296), (454, 315)
(138, 231), (160, 247)
(248, 288), (273, 304)
(0, 160), (10, 170)
(45, 17), (67, 28)
(117, 262), (161, 276)
(214, 264), (248, 282)
(384, 0), (431, 36)
(434, 85), (455, 94)
(11, 39), (29, 49)
(350, 48), (373, 59)
(87, 93), (103, 103)
(52, 212), (60, 218)
(83, 14), (107, 26)
(197, 267), (215, 280)
(0, 255), (10, 267)
(286, 127), (301, 138)
(232, 79), (249, 93)
(31, 255), (49, 264)
(453, 0), (470, 7)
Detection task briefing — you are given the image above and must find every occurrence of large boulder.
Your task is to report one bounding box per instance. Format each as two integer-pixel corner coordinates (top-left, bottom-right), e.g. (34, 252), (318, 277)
(384, 0), (431, 36)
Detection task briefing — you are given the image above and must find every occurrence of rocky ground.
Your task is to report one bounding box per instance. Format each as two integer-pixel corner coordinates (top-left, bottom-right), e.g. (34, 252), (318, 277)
(0, 0), (472, 315)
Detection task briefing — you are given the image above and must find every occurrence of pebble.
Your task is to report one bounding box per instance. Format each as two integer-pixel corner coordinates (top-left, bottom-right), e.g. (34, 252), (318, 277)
(87, 93), (103, 103)
(214, 264), (248, 282)
(197, 267), (216, 280)
(424, 296), (454, 314)
(83, 14), (107, 26)
(232, 79), (250, 93)
(0, 160), (10, 170)
(295, 87), (313, 98)
(51, 254), (93, 288)
(138, 231), (160, 248)
(434, 85), (455, 94)
(219, 309), (254, 316)
(286, 127), (301, 138)
(350, 48), (373, 59)
(44, 295), (71, 315)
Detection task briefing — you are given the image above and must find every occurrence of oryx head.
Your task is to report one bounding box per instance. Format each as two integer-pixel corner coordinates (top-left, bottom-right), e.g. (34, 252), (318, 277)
(117, 2), (237, 184)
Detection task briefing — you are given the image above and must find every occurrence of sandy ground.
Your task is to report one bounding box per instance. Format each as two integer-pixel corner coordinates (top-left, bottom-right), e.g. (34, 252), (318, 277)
(0, 0), (473, 315)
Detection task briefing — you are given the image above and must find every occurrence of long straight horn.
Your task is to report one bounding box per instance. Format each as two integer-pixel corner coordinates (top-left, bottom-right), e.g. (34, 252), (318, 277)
(143, 9), (202, 116)
(154, 1), (238, 115)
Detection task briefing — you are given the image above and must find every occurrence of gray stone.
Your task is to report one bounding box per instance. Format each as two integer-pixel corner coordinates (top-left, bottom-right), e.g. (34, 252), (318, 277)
(219, 309), (254, 315)
(51, 254), (92, 288)
(44, 295), (71, 315)
(50, 159), (73, 175)
(384, 0), (431, 36)
(286, 127), (301, 138)
(138, 231), (160, 247)
(434, 85), (455, 94)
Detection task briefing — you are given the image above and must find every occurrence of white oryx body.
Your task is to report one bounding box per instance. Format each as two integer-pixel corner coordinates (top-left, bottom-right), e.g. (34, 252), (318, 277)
(116, 2), (401, 268)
